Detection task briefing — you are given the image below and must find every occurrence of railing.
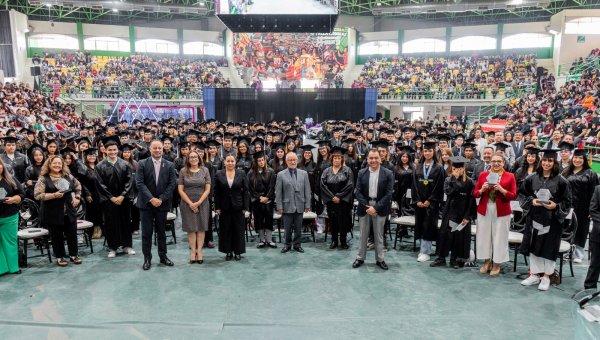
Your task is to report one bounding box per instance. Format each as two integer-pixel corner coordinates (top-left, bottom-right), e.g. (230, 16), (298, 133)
(465, 84), (536, 124)
(377, 84), (535, 101)
(40, 84), (208, 100)
(558, 57), (600, 80)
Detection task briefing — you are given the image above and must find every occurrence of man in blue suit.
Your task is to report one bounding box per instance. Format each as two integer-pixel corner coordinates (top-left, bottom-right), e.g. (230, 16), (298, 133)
(353, 149), (394, 270)
(136, 139), (178, 270)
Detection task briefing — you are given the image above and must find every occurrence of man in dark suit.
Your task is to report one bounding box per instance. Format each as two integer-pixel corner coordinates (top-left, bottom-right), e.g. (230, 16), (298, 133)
(275, 152), (312, 253)
(352, 149), (394, 270)
(471, 146), (494, 182)
(511, 130), (525, 159)
(585, 185), (600, 289)
(136, 139), (178, 270)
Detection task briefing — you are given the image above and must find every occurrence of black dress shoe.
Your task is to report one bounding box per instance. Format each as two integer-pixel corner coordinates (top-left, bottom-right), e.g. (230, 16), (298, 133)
(189, 259), (197, 264)
(143, 259), (151, 270)
(256, 242), (266, 249)
(329, 242), (338, 249)
(226, 253), (233, 260)
(267, 242), (277, 249)
(340, 243), (350, 250)
(281, 247), (291, 253)
(234, 254), (241, 261)
(197, 259), (204, 264)
(293, 246), (304, 253)
(429, 258), (446, 267)
(376, 261), (389, 270)
(160, 257), (174, 266)
(352, 259), (364, 268)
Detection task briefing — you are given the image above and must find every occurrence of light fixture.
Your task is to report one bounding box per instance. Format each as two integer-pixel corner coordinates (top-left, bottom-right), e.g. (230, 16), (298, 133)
(112, 8), (119, 13)
(199, 1), (205, 6)
(45, 3), (52, 7)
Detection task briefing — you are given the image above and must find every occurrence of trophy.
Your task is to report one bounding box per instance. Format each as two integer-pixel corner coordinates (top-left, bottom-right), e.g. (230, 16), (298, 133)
(55, 178), (71, 194)
(0, 187), (7, 202)
(536, 188), (552, 204)
(486, 172), (499, 185)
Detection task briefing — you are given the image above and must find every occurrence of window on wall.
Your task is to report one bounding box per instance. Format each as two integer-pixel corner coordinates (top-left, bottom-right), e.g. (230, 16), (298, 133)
(135, 39), (179, 54)
(183, 42), (224, 56)
(565, 17), (600, 35)
(403, 38), (446, 54)
(29, 34), (78, 50)
(502, 33), (552, 49)
(84, 37), (130, 52)
(358, 41), (398, 55)
(450, 36), (496, 52)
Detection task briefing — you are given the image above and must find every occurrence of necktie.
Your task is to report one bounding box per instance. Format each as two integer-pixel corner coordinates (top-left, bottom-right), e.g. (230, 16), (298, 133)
(154, 160), (160, 186)
(484, 164), (490, 171)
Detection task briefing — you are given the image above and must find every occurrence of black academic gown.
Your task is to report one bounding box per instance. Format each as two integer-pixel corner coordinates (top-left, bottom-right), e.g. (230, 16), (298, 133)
(411, 162), (446, 241)
(1, 152), (28, 183)
(247, 167), (276, 231)
(24, 164), (42, 200)
(95, 158), (134, 250)
(519, 174), (571, 261)
(299, 159), (319, 213)
(565, 169), (599, 248)
(395, 165), (415, 216)
(236, 155), (253, 174)
(436, 177), (476, 260)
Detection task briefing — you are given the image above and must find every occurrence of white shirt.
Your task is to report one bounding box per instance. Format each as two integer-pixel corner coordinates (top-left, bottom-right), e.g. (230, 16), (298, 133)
(368, 166), (380, 199)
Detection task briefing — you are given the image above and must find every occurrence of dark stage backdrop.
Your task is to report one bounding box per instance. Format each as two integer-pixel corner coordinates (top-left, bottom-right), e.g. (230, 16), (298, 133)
(212, 89), (366, 123)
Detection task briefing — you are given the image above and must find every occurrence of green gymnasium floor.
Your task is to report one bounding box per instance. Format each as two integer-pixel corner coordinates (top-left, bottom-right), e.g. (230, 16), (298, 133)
(0, 216), (591, 340)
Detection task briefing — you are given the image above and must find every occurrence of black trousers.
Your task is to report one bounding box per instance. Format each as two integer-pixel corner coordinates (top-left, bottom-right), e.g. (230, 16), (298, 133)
(140, 209), (168, 260)
(218, 209), (246, 255)
(48, 217), (78, 258)
(585, 241), (600, 289)
(252, 201), (274, 231)
(327, 201), (350, 245)
(129, 201), (140, 232)
(103, 201), (132, 251)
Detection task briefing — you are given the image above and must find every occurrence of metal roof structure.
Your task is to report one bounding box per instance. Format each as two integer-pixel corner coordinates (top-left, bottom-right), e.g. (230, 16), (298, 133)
(1, 0), (599, 25)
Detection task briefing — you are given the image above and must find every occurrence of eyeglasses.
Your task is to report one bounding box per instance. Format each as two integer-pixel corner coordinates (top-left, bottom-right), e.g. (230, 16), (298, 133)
(491, 160), (503, 163)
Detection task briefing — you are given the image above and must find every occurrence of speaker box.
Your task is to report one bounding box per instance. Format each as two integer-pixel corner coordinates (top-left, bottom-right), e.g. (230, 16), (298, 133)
(30, 66), (41, 76)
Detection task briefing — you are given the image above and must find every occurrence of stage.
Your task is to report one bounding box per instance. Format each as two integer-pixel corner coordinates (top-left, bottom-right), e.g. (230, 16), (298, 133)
(0, 213), (587, 339)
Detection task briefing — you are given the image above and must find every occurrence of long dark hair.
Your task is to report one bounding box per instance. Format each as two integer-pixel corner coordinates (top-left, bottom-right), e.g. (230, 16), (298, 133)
(0, 157), (18, 189)
(250, 153), (271, 187)
(536, 155), (560, 177)
(183, 150), (204, 177)
(563, 153), (591, 176)
(395, 151), (414, 173)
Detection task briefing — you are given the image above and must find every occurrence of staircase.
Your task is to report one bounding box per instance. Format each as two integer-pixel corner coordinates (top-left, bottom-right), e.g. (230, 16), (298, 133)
(219, 66), (245, 88)
(56, 96), (105, 120)
(466, 96), (512, 124)
(344, 64), (365, 87)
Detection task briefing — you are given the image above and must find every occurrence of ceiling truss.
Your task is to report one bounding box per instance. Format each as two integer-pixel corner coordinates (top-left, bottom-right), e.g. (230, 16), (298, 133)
(0, 0), (599, 25)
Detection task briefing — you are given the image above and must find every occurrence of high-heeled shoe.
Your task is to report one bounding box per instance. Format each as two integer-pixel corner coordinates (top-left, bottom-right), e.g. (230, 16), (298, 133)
(480, 260), (491, 274)
(197, 259), (204, 264)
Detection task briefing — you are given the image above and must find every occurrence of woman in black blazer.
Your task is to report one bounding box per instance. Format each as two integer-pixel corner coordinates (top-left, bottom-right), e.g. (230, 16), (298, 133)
(214, 155), (250, 261)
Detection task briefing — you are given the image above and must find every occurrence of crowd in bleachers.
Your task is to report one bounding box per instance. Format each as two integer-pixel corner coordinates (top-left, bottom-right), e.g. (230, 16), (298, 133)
(354, 54), (538, 99)
(38, 52), (230, 99)
(0, 82), (82, 128)
(494, 60), (600, 151)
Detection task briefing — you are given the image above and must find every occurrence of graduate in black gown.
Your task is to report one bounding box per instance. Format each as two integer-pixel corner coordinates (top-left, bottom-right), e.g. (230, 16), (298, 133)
(430, 156), (476, 269)
(247, 152), (277, 248)
(412, 141), (446, 262)
(80, 148), (103, 239)
(562, 148), (599, 262)
(320, 146), (354, 249)
(235, 138), (253, 174)
(514, 147), (540, 255)
(95, 136), (135, 257)
(24, 144), (46, 200)
(519, 149), (571, 291)
(394, 147), (415, 238)
(298, 145), (318, 213)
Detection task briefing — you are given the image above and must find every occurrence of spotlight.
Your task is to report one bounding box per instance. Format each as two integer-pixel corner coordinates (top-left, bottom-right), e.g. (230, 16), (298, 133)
(112, 8), (119, 13)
